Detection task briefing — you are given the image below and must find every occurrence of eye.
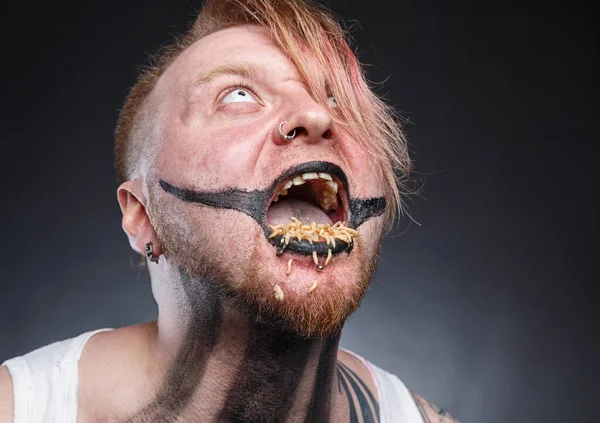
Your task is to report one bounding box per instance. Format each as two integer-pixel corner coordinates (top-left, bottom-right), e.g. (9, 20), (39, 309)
(327, 95), (337, 108)
(222, 88), (258, 104)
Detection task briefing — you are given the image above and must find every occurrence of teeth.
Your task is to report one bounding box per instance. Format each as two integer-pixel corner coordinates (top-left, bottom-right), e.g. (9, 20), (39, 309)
(282, 172), (334, 190)
(302, 172), (319, 180)
(292, 176), (305, 186)
(320, 189), (338, 212)
(277, 173), (339, 210)
(325, 180), (338, 193)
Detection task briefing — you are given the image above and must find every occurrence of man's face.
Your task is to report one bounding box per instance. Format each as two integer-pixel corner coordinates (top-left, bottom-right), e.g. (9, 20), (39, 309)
(148, 25), (387, 336)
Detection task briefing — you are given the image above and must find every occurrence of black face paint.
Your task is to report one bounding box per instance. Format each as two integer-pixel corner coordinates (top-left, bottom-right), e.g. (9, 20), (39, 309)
(303, 337), (340, 423)
(159, 161), (386, 257)
(218, 329), (338, 422)
(126, 266), (344, 422)
(348, 197), (386, 229)
(126, 268), (224, 422)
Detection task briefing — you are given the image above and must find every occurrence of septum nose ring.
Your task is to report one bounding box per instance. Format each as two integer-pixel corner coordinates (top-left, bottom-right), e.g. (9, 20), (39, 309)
(279, 121), (297, 141)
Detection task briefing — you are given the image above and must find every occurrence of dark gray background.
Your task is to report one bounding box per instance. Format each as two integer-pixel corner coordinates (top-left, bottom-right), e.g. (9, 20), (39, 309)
(0, 1), (597, 422)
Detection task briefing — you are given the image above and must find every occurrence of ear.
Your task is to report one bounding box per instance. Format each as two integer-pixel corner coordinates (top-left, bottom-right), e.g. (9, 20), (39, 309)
(117, 181), (163, 257)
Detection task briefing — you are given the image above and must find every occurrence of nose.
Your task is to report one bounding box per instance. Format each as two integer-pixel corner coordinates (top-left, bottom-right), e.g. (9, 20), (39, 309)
(273, 98), (336, 146)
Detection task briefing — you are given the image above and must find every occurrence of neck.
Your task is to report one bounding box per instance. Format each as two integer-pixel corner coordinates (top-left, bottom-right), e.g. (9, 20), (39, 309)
(128, 268), (345, 423)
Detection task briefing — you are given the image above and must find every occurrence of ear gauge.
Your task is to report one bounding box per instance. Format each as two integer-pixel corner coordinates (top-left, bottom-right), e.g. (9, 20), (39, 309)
(145, 242), (160, 264)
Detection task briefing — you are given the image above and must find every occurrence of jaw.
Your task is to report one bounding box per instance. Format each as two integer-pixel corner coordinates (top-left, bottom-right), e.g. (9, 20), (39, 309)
(237, 217), (383, 337)
(152, 160), (387, 337)
(152, 195), (384, 337)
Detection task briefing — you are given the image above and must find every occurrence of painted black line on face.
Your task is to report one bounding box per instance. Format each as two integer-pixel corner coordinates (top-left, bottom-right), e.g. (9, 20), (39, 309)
(348, 197), (386, 229)
(338, 362), (380, 423)
(126, 268), (223, 422)
(159, 161), (386, 256)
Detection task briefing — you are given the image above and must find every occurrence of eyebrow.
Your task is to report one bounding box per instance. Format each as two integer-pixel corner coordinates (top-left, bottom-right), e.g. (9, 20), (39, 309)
(195, 62), (266, 86)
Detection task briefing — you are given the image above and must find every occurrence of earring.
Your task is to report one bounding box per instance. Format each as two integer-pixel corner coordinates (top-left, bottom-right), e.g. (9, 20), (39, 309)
(145, 242), (160, 264)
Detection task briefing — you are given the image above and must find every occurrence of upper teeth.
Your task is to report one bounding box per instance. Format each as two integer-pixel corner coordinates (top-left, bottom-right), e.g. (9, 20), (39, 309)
(292, 176), (305, 186)
(272, 172), (339, 212)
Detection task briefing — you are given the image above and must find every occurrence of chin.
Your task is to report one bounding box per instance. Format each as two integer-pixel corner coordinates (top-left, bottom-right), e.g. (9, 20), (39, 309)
(156, 202), (384, 338)
(228, 225), (380, 338)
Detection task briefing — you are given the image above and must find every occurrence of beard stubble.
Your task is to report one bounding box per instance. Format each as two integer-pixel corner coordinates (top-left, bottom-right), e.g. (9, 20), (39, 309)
(150, 195), (381, 338)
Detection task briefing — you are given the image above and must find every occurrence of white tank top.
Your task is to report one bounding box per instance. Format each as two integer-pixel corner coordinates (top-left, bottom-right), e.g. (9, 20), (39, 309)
(2, 329), (424, 423)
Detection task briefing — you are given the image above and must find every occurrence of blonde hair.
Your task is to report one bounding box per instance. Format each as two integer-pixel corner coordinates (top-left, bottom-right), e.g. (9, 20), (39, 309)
(114, 0), (411, 230)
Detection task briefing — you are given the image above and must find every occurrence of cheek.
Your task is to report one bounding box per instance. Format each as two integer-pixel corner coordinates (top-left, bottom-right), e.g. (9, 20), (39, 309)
(357, 218), (385, 252)
(187, 210), (259, 259)
(338, 137), (384, 198)
(155, 196), (262, 283)
(157, 117), (267, 187)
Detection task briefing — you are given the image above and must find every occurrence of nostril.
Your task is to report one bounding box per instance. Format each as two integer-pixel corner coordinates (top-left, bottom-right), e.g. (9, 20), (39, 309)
(293, 126), (308, 137)
(322, 129), (333, 140)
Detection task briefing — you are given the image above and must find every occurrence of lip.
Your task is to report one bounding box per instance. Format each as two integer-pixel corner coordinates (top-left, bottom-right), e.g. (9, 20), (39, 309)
(261, 161), (353, 257)
(159, 160), (386, 258)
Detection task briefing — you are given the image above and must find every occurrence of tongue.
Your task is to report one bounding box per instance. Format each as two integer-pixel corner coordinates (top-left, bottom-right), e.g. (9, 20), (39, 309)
(267, 198), (332, 226)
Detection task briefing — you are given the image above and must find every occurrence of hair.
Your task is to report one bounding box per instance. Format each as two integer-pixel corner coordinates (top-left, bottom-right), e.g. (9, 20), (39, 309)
(114, 0), (411, 230)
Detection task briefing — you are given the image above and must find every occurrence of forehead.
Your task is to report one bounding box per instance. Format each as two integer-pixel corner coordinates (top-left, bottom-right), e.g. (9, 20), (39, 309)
(159, 25), (302, 91)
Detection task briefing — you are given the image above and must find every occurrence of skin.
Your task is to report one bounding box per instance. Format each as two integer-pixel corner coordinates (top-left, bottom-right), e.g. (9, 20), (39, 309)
(0, 367), (13, 423)
(0, 24), (461, 423)
(411, 391), (462, 423)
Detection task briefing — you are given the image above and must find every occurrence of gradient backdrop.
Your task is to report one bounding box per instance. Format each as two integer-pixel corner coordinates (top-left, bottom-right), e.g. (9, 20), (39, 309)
(0, 1), (597, 422)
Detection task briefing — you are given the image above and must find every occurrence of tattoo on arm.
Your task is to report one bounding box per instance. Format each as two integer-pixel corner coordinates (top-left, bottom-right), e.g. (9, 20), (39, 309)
(336, 362), (380, 423)
(410, 389), (461, 423)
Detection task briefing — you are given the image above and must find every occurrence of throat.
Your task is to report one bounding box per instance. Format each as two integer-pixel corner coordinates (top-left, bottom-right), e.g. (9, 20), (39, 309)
(217, 329), (341, 423)
(128, 270), (343, 423)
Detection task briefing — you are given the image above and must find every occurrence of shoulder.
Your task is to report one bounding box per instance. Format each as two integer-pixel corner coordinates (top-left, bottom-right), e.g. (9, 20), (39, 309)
(339, 350), (461, 423)
(0, 328), (118, 423)
(78, 322), (157, 422)
(0, 366), (14, 423)
(409, 390), (461, 423)
(337, 348), (379, 401)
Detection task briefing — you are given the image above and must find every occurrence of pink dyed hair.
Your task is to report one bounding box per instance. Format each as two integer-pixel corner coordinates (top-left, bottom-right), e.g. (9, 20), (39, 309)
(114, 0), (412, 230)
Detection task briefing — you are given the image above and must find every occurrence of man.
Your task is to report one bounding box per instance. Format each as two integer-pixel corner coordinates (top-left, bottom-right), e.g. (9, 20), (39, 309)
(0, 0), (460, 422)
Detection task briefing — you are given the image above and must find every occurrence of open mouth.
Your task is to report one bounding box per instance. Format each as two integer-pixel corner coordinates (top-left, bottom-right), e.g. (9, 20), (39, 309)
(268, 172), (345, 226)
(263, 162), (355, 257)
(159, 160), (387, 260)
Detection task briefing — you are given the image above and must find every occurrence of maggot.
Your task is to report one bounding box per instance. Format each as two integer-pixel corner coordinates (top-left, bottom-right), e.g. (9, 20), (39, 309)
(274, 285), (284, 301)
(325, 249), (332, 266)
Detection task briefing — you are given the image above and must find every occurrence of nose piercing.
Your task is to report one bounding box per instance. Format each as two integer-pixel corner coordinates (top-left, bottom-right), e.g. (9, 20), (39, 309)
(279, 121), (297, 141)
